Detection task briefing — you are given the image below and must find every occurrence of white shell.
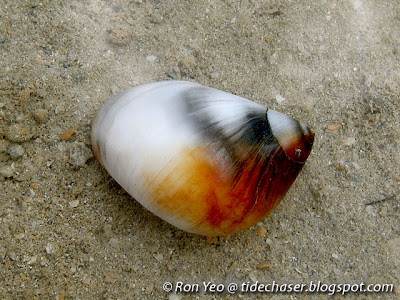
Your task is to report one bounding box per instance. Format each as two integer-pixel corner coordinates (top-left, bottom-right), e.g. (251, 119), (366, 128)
(92, 81), (314, 236)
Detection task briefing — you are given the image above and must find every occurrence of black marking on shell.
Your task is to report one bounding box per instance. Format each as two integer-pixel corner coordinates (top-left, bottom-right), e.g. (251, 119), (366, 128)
(181, 87), (285, 192)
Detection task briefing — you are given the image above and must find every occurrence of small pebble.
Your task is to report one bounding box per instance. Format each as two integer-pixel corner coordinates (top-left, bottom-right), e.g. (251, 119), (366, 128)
(230, 261), (239, 270)
(154, 253), (163, 262)
(55, 104), (65, 115)
(69, 142), (93, 166)
(166, 263), (174, 272)
(146, 55), (157, 62)
(256, 262), (273, 269)
(269, 52), (278, 64)
(27, 255), (37, 265)
(166, 68), (179, 79)
(45, 243), (54, 254)
(352, 161), (361, 170)
(81, 274), (91, 285)
(275, 94), (285, 104)
(332, 253), (340, 260)
(7, 144), (25, 160)
(179, 56), (196, 70)
(172, 66), (181, 79)
(256, 226), (267, 236)
(15, 233), (25, 239)
(265, 8), (282, 16)
(5, 124), (33, 143)
(15, 161), (36, 182)
(341, 137), (356, 146)
(264, 34), (272, 43)
(328, 212), (337, 222)
(379, 206), (388, 217)
(335, 163), (346, 171)
(61, 127), (78, 141)
(326, 123), (341, 131)
(110, 85), (120, 95)
(69, 200), (79, 208)
(108, 29), (131, 46)
(0, 164), (15, 178)
(8, 252), (18, 261)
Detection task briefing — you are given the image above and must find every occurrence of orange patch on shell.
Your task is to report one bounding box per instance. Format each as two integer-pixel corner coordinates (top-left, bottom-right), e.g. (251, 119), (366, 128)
(145, 145), (302, 236)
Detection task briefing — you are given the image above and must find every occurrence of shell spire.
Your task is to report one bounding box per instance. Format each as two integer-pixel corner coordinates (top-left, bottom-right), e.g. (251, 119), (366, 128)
(92, 81), (314, 236)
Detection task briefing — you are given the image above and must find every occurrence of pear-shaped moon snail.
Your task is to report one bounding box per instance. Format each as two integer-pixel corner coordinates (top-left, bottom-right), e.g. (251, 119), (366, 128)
(92, 81), (314, 236)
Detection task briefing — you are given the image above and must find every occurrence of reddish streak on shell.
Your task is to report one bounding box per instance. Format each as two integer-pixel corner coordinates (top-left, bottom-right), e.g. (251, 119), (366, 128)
(147, 142), (307, 236)
(279, 125), (315, 163)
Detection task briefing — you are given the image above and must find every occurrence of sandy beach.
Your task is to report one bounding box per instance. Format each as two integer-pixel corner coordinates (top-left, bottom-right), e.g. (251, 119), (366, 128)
(0, 0), (399, 299)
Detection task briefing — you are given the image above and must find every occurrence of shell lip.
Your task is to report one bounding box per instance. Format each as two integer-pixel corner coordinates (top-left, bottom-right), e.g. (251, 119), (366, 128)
(282, 123), (315, 164)
(300, 122), (315, 147)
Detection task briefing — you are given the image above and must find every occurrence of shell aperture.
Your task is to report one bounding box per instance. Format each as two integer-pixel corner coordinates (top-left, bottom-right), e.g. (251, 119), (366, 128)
(92, 81), (314, 236)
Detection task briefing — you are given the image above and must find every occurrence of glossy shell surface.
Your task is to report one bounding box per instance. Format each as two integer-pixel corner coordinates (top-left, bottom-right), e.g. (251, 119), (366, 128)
(92, 81), (314, 236)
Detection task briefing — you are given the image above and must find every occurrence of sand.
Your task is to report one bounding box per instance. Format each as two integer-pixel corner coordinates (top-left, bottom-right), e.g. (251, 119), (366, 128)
(0, 0), (399, 299)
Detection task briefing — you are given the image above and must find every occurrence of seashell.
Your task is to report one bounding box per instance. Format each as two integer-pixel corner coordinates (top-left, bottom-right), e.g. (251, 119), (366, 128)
(92, 81), (314, 236)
